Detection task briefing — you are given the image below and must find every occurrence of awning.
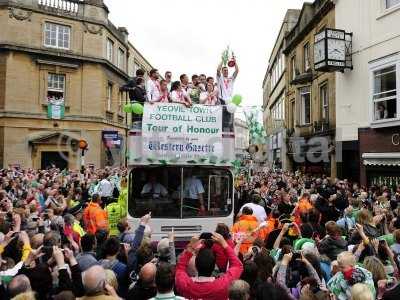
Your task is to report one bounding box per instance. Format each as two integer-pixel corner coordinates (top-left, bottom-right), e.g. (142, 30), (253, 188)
(362, 153), (400, 166)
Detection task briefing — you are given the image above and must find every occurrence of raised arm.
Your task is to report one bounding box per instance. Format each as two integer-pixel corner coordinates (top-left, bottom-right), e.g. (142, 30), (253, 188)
(232, 60), (239, 80)
(217, 61), (223, 78)
(273, 223), (290, 250)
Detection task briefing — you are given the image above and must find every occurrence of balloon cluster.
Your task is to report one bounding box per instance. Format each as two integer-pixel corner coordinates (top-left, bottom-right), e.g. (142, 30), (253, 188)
(123, 102), (144, 115)
(227, 94), (242, 114)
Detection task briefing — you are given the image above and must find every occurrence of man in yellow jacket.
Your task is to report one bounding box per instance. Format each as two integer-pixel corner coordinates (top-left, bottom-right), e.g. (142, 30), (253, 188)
(231, 206), (259, 255)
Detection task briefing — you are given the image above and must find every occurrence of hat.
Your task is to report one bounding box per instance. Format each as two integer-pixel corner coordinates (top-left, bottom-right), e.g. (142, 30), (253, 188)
(68, 203), (83, 216)
(157, 238), (171, 259)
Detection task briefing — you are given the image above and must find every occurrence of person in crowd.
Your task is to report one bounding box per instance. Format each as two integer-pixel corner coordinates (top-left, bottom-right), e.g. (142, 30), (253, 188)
(76, 233), (98, 272)
(98, 174), (113, 208)
(121, 68), (146, 101)
(170, 81), (192, 107)
(175, 233), (243, 300)
(127, 262), (157, 299)
(188, 74), (201, 104)
(146, 69), (161, 102)
(83, 194), (108, 234)
(238, 194), (267, 223)
(105, 199), (125, 236)
(81, 265), (119, 299)
(231, 207), (259, 255)
(157, 80), (170, 103)
(165, 71), (172, 91)
(179, 74), (190, 92)
(150, 262), (185, 300)
(200, 82), (219, 106)
(318, 221), (348, 261)
(327, 251), (375, 300)
(228, 280), (250, 300)
(130, 77), (147, 104)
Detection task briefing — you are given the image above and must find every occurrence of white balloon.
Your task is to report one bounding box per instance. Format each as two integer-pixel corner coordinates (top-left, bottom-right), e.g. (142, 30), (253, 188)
(227, 103), (237, 114)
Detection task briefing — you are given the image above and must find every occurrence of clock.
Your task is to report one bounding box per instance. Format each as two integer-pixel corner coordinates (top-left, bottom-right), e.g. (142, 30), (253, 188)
(314, 28), (351, 72)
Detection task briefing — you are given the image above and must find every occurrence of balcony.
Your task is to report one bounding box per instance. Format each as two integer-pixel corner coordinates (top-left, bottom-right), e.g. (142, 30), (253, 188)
(37, 0), (83, 16)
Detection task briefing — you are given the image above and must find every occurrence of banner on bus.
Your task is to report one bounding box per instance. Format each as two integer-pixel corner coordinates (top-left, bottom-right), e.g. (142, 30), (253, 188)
(141, 103), (223, 162)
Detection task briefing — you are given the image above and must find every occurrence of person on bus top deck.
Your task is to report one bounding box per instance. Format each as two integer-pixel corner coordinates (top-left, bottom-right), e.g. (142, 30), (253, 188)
(146, 69), (161, 103)
(170, 81), (192, 108)
(181, 169), (205, 213)
(141, 174), (168, 198)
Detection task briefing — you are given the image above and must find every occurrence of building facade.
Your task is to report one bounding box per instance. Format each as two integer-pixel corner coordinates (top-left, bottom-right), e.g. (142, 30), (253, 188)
(284, 0), (337, 177)
(263, 9), (300, 170)
(234, 118), (249, 160)
(335, 0), (400, 186)
(0, 0), (153, 169)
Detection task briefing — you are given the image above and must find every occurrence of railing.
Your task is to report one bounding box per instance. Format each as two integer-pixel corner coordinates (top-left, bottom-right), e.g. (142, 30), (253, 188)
(38, 0), (83, 15)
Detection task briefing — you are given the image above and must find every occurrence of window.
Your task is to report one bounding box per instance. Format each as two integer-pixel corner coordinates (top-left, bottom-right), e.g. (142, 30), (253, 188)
(304, 43), (310, 72)
(271, 95), (285, 122)
(270, 51), (285, 89)
(47, 73), (65, 102)
(300, 86), (311, 125)
(386, 0), (400, 9)
(107, 83), (113, 111)
(118, 90), (124, 113)
(44, 22), (70, 49)
(291, 56), (296, 81)
(117, 48), (125, 69)
(129, 167), (233, 219)
(372, 65), (397, 121)
(320, 84), (329, 121)
(107, 39), (114, 62)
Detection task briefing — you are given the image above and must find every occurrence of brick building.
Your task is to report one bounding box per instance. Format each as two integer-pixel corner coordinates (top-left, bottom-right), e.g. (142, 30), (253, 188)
(0, 0), (153, 169)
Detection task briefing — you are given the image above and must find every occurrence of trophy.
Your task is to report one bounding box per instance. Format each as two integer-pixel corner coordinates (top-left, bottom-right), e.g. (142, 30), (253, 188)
(222, 46), (236, 68)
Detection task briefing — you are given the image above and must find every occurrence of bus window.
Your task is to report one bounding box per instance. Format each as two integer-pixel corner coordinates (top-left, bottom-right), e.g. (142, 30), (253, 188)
(129, 167), (181, 218)
(181, 168), (232, 219)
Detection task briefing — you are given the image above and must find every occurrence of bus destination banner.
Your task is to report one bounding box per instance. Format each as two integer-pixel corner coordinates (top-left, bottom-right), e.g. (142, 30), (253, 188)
(141, 103), (223, 161)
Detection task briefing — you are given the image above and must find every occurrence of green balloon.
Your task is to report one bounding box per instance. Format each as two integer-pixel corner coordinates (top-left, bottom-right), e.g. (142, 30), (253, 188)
(232, 94), (242, 106)
(123, 104), (132, 113)
(132, 103), (144, 115)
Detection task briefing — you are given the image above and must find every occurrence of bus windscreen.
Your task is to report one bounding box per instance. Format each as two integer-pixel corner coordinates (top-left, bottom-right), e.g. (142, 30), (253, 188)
(129, 167), (233, 219)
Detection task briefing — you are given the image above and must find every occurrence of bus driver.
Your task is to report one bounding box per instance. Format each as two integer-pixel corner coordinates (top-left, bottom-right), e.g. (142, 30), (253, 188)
(141, 174), (168, 198)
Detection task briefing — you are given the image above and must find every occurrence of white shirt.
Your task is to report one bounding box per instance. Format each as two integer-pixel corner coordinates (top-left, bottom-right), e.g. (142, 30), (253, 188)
(98, 179), (113, 197)
(141, 182), (168, 197)
(239, 203), (267, 223)
(217, 75), (235, 102)
(146, 79), (161, 102)
(170, 90), (189, 104)
(183, 177), (205, 199)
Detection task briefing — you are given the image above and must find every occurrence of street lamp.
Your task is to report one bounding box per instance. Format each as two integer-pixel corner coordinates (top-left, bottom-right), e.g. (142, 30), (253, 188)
(78, 139), (88, 167)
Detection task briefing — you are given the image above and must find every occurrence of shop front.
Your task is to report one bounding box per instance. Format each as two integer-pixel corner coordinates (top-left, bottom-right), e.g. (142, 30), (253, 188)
(359, 128), (400, 188)
(287, 134), (334, 176)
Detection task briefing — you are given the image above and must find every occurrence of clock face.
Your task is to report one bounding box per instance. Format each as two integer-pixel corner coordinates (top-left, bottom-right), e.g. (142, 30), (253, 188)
(314, 40), (326, 63)
(327, 39), (346, 61)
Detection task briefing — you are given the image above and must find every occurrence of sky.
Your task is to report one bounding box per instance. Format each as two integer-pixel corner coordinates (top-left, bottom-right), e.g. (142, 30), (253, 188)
(104, 0), (306, 114)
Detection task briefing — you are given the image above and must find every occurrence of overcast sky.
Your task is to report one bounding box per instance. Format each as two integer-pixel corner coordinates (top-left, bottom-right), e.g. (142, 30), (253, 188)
(104, 0), (306, 111)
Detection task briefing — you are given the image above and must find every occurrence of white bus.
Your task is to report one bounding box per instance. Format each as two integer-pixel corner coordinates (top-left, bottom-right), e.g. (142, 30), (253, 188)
(127, 103), (236, 243)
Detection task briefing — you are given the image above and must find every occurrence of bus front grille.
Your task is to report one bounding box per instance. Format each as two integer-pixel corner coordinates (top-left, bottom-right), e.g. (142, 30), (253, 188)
(161, 226), (202, 232)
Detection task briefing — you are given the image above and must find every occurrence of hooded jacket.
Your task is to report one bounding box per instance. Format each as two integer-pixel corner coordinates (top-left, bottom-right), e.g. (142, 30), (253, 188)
(318, 235), (348, 261)
(83, 202), (108, 234)
(231, 214), (259, 254)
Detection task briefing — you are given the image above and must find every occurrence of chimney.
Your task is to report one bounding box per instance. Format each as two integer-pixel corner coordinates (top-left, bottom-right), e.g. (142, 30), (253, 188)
(118, 27), (129, 44)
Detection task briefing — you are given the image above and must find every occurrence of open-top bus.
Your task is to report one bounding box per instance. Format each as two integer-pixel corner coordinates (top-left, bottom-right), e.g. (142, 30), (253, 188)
(127, 103), (236, 242)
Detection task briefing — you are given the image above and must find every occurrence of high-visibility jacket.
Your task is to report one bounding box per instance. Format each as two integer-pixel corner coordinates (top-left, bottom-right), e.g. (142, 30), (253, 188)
(294, 198), (313, 224)
(83, 202), (108, 234)
(231, 215), (259, 254)
(117, 187), (128, 217)
(106, 202), (125, 236)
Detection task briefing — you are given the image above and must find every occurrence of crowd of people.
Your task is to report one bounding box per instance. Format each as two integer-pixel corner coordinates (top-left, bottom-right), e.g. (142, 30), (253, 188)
(121, 59), (239, 108)
(1, 165), (400, 300)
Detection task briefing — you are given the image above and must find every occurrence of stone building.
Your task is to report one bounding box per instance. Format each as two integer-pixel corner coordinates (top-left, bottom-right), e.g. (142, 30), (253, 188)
(335, 0), (400, 186)
(0, 0), (153, 169)
(284, 0), (337, 177)
(263, 9), (300, 170)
